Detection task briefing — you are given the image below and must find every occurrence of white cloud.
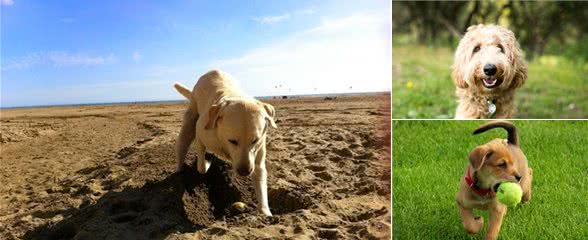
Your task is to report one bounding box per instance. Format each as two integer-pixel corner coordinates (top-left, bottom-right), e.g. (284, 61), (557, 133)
(48, 52), (116, 66)
(1, 51), (117, 71)
(212, 11), (391, 96)
(252, 8), (316, 25)
(1, 0), (14, 6)
(253, 14), (291, 24)
(132, 51), (142, 61)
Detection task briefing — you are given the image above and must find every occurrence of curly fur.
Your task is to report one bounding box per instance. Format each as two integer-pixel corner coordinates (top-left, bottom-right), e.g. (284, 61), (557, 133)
(452, 24), (528, 119)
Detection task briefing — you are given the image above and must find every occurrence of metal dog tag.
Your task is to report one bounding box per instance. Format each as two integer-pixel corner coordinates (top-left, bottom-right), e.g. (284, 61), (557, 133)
(487, 100), (496, 118)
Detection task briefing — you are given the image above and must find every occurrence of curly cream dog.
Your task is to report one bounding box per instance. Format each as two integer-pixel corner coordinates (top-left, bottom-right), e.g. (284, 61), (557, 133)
(452, 24), (528, 119)
(456, 121), (532, 240)
(174, 69), (277, 216)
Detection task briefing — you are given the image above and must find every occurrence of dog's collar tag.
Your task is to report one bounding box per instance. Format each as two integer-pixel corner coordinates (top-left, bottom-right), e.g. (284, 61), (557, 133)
(487, 99), (496, 118)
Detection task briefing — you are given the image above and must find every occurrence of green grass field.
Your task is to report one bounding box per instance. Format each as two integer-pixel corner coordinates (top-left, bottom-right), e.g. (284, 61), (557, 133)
(392, 41), (588, 119)
(392, 120), (588, 239)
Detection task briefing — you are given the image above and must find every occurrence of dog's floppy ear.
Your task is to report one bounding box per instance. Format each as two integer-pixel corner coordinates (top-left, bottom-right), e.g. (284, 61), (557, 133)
(511, 57), (527, 89)
(502, 28), (528, 89)
(205, 100), (229, 130)
(452, 35), (469, 89)
(452, 65), (468, 89)
(258, 101), (277, 129)
(468, 146), (492, 170)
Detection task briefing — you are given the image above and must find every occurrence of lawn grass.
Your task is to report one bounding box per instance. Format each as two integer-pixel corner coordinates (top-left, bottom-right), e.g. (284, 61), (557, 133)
(392, 120), (588, 239)
(392, 40), (588, 119)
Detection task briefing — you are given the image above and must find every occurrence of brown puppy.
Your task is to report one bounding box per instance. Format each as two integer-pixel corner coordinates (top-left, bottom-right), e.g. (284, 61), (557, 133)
(456, 121), (532, 240)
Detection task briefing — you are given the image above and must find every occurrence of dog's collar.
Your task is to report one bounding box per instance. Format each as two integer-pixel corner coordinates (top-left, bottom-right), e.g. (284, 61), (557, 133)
(486, 98), (497, 118)
(465, 167), (492, 197)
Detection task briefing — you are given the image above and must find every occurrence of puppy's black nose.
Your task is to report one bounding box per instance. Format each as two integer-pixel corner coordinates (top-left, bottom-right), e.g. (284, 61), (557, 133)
(237, 167), (252, 176)
(515, 175), (522, 182)
(483, 64), (497, 76)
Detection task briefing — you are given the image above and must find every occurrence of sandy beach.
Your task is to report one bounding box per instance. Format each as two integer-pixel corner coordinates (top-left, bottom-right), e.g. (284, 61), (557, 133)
(0, 94), (390, 239)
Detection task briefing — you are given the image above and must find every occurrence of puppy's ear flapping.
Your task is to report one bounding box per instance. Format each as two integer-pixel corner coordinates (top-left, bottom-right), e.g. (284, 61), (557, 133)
(468, 146), (492, 170)
(205, 100), (228, 129)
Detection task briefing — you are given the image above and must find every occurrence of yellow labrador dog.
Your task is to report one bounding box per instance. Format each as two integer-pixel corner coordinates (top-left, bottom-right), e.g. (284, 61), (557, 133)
(456, 121), (532, 240)
(174, 69), (277, 216)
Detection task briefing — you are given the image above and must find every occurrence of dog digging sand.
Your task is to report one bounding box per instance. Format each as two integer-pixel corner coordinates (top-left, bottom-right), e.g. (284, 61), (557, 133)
(456, 121), (532, 240)
(173, 70), (277, 216)
(452, 24), (528, 119)
(0, 94), (390, 239)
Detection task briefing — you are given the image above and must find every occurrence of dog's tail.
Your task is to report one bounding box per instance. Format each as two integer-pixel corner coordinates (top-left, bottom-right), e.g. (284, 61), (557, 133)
(473, 121), (519, 146)
(174, 83), (192, 101)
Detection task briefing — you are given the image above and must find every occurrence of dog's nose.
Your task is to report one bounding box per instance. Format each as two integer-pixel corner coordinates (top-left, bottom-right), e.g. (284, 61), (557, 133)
(483, 64), (497, 76)
(515, 175), (522, 182)
(237, 167), (252, 176)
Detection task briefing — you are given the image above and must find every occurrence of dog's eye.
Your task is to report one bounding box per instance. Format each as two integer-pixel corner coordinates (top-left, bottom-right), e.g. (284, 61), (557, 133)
(497, 162), (507, 168)
(228, 139), (238, 146)
(251, 138), (258, 145)
(473, 46), (480, 54)
(497, 44), (504, 53)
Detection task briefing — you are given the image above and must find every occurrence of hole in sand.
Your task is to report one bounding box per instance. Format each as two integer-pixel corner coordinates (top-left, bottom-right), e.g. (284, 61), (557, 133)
(268, 187), (314, 215)
(181, 153), (253, 219)
(181, 153), (313, 217)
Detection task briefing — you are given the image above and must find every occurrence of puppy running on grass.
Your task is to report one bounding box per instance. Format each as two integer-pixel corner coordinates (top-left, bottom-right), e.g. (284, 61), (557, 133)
(456, 121), (532, 240)
(174, 70), (277, 216)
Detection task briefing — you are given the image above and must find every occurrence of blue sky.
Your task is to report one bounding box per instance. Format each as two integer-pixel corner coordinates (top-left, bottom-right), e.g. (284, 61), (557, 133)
(1, 0), (391, 107)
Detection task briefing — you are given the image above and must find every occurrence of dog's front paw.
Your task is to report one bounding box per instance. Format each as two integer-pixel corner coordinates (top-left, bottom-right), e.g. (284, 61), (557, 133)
(259, 207), (272, 217)
(465, 216), (484, 234)
(196, 159), (210, 174)
(196, 165), (207, 174)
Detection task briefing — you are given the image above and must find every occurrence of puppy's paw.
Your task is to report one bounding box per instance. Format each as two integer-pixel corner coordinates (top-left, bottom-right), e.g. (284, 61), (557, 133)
(465, 216), (484, 234)
(522, 191), (532, 203)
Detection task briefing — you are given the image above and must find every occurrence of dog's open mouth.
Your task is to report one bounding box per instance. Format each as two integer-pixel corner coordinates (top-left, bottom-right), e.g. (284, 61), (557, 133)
(482, 76), (503, 88)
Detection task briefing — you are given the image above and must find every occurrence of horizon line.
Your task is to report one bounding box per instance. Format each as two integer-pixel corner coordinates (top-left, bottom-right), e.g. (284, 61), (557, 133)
(0, 90), (390, 110)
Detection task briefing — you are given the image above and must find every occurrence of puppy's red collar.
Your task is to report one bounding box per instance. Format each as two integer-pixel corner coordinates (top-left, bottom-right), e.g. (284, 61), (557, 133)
(465, 167), (492, 197)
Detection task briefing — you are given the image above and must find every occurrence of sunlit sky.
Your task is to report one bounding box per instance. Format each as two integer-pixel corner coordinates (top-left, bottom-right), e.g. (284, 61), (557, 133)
(1, 0), (391, 107)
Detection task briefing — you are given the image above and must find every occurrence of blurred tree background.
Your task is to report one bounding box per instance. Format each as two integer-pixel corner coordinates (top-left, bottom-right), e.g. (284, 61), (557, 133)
(392, 1), (588, 119)
(393, 1), (588, 60)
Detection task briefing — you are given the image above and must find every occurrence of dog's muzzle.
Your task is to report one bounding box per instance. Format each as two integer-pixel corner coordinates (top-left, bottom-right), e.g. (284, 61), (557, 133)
(481, 64), (503, 88)
(237, 166), (253, 176)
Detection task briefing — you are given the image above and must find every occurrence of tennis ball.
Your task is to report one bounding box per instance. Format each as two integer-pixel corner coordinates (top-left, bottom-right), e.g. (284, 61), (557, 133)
(231, 202), (247, 213)
(496, 182), (522, 207)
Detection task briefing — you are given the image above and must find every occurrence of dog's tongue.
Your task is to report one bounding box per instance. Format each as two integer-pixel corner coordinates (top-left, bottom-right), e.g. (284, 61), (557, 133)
(484, 77), (496, 84)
